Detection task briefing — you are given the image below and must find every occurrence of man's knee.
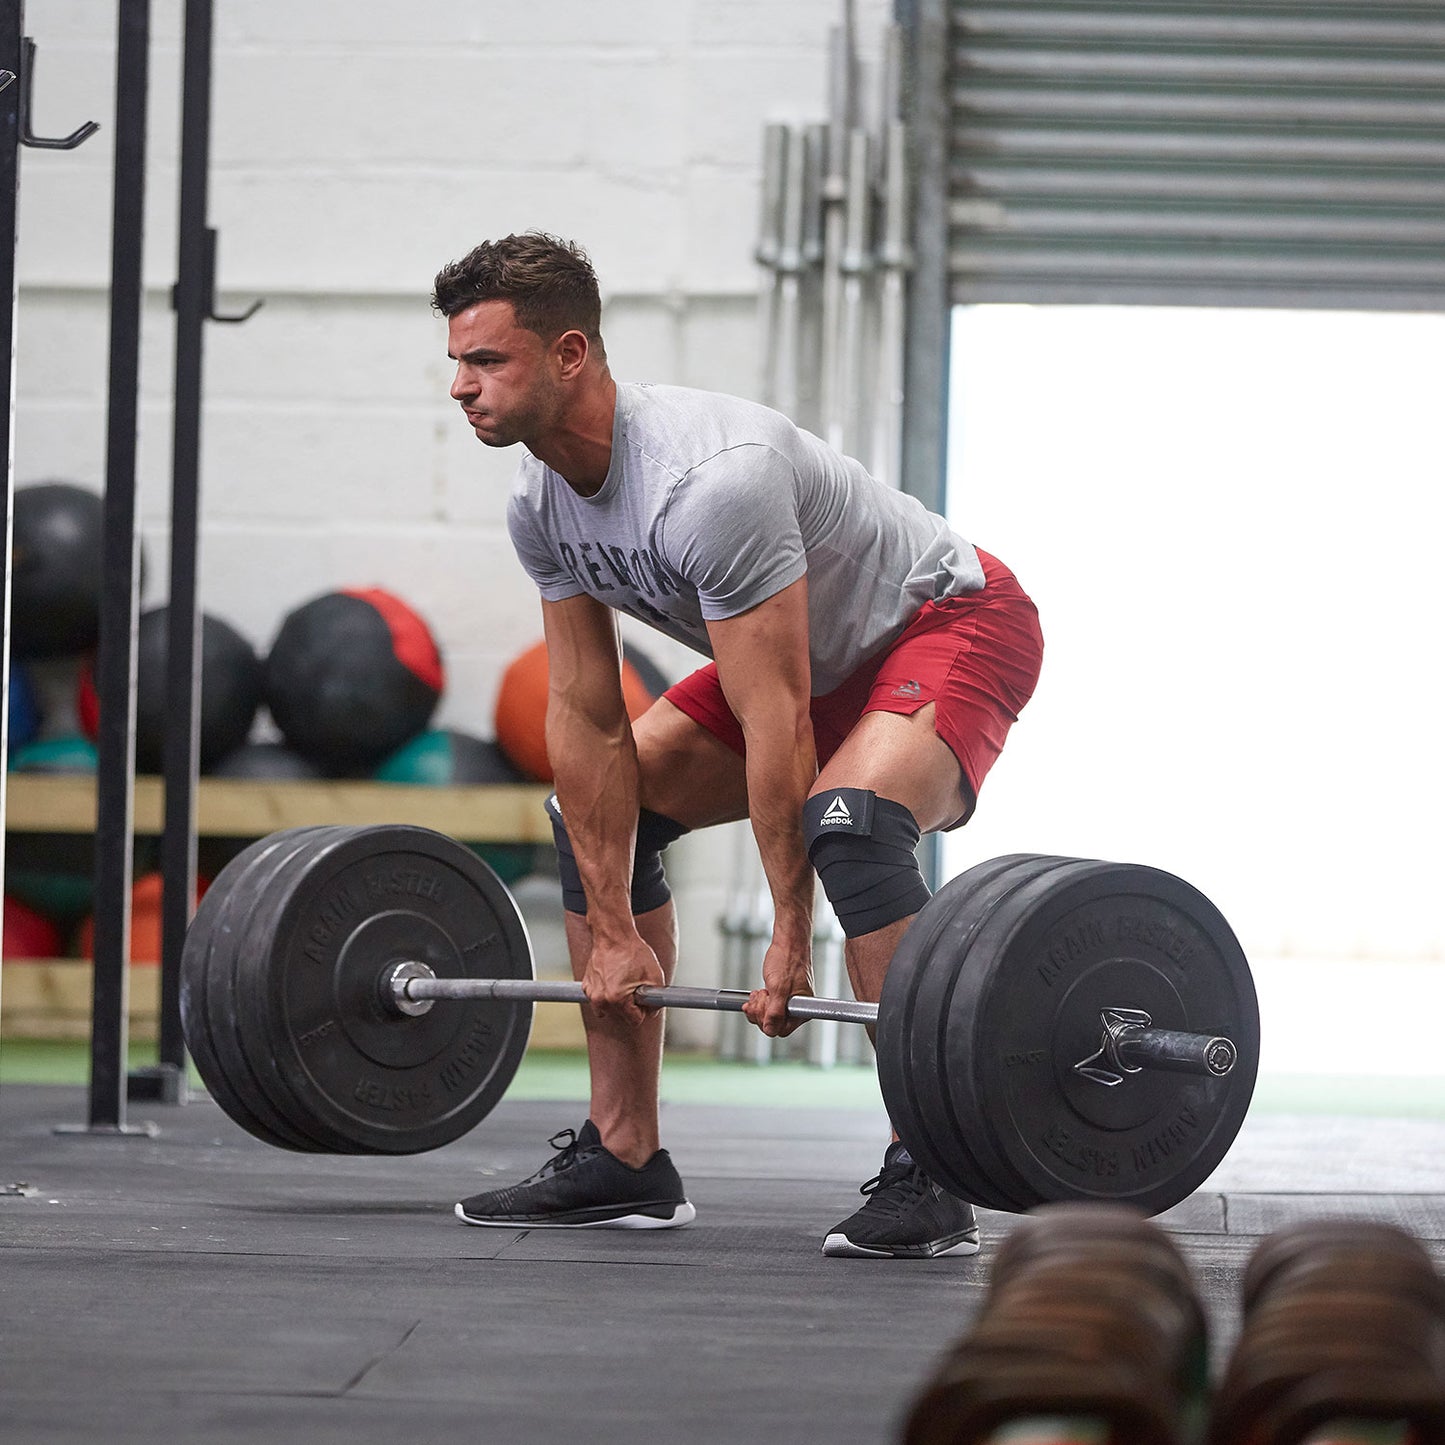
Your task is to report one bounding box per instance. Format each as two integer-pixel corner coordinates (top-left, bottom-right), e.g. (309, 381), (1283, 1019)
(803, 787), (931, 939)
(546, 793), (690, 916)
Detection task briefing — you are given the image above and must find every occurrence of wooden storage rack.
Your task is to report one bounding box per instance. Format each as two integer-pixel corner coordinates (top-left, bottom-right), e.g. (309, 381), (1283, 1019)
(1, 775), (572, 1044)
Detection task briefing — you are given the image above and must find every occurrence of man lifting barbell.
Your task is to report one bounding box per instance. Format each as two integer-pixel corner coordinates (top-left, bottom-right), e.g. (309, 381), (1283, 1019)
(432, 232), (1044, 1257)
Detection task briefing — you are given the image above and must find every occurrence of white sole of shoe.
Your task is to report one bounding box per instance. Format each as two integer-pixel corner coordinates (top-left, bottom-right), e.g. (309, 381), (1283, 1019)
(820, 1230), (981, 1259)
(455, 1201), (697, 1230)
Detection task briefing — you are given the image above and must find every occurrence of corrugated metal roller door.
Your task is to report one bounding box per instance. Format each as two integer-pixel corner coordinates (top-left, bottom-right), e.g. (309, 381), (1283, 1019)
(948, 2), (1445, 309)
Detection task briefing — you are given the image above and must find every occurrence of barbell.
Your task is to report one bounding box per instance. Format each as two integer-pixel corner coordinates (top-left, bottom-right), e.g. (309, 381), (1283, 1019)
(179, 824), (1260, 1215)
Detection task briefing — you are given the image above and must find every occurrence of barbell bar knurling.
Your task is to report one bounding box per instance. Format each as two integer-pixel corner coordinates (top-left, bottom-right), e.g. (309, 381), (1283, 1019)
(384, 962), (879, 1026)
(381, 962), (1235, 1076)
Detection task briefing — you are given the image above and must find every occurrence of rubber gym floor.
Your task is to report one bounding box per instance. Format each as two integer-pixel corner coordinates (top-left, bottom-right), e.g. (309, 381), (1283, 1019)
(2, 1047), (1444, 1445)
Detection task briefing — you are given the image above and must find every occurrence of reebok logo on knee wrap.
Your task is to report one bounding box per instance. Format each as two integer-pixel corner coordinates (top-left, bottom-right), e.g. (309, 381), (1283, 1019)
(803, 789), (932, 939)
(817, 790), (871, 829)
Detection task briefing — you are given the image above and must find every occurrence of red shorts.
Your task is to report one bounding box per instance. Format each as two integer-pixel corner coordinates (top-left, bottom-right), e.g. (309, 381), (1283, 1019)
(664, 549), (1044, 829)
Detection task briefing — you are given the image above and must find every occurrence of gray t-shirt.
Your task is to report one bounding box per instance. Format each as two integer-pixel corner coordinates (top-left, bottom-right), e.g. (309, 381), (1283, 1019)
(506, 382), (984, 694)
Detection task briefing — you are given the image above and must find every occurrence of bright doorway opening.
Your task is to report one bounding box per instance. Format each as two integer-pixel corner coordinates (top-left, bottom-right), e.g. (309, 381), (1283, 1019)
(943, 304), (1445, 1080)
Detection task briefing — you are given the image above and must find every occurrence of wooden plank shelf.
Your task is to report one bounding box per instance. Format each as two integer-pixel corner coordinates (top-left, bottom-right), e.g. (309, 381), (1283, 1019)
(3, 775), (555, 843)
(0, 958), (584, 1047)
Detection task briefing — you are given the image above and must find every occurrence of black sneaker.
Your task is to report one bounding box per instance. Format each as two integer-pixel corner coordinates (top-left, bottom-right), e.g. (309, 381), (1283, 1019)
(455, 1121), (696, 1230)
(822, 1142), (981, 1258)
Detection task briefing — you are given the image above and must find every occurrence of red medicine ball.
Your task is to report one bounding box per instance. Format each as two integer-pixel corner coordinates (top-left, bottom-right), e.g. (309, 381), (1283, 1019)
(3, 895), (65, 960)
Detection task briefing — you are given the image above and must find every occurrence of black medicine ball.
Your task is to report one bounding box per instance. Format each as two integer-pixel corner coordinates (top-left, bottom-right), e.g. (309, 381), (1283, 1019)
(11, 482), (106, 658)
(78, 607), (265, 774)
(138, 609), (263, 773)
(209, 742), (324, 780)
(263, 588), (445, 774)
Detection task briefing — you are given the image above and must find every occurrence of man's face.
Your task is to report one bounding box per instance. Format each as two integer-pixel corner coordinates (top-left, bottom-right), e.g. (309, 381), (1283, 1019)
(447, 300), (560, 449)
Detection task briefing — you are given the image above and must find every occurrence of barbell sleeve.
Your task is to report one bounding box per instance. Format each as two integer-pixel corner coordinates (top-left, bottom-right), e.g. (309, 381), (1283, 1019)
(1114, 1026), (1238, 1078)
(385, 965), (1235, 1075)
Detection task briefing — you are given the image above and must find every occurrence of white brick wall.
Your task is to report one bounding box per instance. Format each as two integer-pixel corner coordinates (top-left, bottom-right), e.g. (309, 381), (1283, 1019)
(13, 0), (893, 1034)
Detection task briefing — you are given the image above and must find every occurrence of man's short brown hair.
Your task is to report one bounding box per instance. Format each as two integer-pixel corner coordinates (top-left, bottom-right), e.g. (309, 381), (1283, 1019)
(432, 233), (603, 350)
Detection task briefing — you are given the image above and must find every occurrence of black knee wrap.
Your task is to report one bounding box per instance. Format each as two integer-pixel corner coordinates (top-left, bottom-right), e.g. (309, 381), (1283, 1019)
(803, 788), (932, 939)
(546, 794), (689, 916)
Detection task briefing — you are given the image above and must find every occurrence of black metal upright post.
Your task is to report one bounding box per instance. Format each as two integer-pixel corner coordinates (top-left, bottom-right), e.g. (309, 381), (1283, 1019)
(147, 0), (212, 1101)
(84, 0), (152, 1134)
(143, 0), (259, 1102)
(1, 4), (23, 1056)
(3, 10), (98, 1089)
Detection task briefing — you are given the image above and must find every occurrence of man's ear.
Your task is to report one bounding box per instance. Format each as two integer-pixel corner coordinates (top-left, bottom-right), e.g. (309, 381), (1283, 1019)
(555, 329), (590, 380)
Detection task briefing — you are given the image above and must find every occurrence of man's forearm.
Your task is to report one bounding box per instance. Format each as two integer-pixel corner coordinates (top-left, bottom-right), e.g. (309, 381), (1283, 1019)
(548, 701), (640, 941)
(740, 713), (817, 946)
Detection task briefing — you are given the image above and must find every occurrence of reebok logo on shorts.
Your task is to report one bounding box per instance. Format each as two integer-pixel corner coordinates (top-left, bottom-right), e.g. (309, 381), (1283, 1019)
(891, 679), (922, 699)
(820, 795), (853, 826)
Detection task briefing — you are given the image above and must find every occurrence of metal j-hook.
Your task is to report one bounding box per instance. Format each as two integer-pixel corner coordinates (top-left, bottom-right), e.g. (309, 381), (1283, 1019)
(209, 294), (264, 325)
(203, 227), (263, 324)
(19, 38), (100, 150)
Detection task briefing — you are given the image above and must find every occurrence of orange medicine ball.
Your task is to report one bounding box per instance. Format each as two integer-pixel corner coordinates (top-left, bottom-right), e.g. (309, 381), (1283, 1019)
(494, 639), (660, 783)
(77, 872), (210, 965)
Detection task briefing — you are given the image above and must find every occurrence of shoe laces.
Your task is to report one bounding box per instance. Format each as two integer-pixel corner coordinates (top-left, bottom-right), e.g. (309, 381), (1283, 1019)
(858, 1157), (930, 1215)
(521, 1128), (590, 1184)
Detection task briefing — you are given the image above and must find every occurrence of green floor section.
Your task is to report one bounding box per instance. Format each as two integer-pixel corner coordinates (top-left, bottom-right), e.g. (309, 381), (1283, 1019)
(1247, 1071), (1445, 1119)
(0, 1039), (111, 1087)
(512, 1049), (890, 1109)
(3, 1038), (1444, 1118)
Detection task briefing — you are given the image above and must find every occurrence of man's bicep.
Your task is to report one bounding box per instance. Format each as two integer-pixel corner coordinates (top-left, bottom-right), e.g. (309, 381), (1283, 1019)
(664, 448), (806, 618)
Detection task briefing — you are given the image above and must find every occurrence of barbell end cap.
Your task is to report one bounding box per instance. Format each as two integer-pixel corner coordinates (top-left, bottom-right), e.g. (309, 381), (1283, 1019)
(381, 960), (437, 1019)
(1205, 1037), (1237, 1076)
